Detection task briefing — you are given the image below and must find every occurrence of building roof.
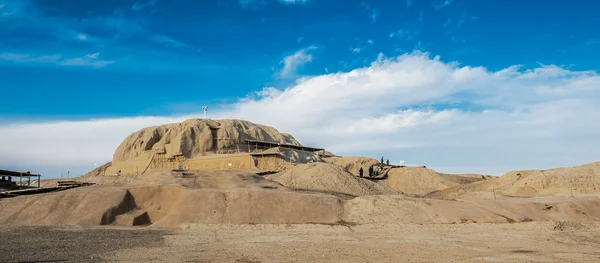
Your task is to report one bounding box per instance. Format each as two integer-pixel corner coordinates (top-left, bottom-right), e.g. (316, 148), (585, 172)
(0, 169), (41, 177)
(245, 139), (324, 152)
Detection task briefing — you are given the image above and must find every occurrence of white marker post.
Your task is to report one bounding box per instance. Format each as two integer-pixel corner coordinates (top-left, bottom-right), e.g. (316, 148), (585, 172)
(203, 105), (208, 119)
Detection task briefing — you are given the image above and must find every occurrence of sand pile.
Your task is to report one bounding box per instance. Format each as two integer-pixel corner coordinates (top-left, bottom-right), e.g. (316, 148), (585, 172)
(322, 156), (379, 175)
(265, 163), (396, 196)
(378, 167), (488, 196)
(431, 161), (600, 199)
(113, 119), (300, 162)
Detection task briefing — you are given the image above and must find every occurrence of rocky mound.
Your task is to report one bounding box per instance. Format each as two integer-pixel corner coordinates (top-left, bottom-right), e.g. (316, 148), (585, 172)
(378, 167), (489, 196)
(113, 119), (300, 162)
(266, 163), (397, 196)
(430, 161), (600, 199)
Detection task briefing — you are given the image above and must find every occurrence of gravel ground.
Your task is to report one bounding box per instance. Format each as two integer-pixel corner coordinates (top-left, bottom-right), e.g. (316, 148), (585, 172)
(0, 225), (169, 263)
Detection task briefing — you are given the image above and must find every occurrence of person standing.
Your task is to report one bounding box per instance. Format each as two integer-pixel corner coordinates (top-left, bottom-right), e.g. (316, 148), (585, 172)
(359, 167), (364, 177)
(368, 166), (374, 177)
(386, 159), (390, 165)
(381, 156), (384, 164)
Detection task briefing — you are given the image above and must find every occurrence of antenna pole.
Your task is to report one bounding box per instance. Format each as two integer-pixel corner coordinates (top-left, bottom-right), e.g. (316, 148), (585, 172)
(203, 105), (208, 119)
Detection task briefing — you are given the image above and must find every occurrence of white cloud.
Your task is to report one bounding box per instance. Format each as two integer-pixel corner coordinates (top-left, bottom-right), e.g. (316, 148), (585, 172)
(2, 52), (600, 177)
(351, 47), (362, 53)
(59, 52), (113, 68)
(0, 52), (113, 68)
(279, 46), (317, 77)
(75, 34), (88, 41)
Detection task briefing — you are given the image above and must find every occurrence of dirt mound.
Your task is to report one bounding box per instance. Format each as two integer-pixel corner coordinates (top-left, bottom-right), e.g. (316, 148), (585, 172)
(265, 163), (396, 196)
(431, 161), (600, 199)
(343, 195), (508, 224)
(113, 119), (300, 162)
(322, 156), (379, 175)
(379, 167), (489, 196)
(0, 185), (343, 227)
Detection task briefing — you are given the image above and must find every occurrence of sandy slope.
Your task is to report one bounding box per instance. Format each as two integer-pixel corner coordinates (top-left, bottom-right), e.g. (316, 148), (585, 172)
(379, 167), (489, 196)
(266, 163), (396, 196)
(431, 161), (600, 199)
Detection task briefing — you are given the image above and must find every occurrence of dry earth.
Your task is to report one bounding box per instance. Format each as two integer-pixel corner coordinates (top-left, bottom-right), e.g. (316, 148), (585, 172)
(2, 222), (600, 263)
(5, 160), (600, 262)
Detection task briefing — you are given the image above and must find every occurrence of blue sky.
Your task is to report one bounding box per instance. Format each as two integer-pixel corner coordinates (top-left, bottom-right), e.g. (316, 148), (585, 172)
(1, 0), (600, 177)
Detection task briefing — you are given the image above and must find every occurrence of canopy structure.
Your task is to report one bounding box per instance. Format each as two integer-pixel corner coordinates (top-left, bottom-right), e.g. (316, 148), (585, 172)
(245, 139), (324, 153)
(0, 169), (41, 188)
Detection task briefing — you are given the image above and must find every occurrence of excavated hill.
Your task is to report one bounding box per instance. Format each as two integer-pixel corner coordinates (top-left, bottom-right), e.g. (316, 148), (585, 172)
(6, 168), (600, 227)
(430, 161), (600, 199)
(378, 167), (489, 196)
(0, 171), (344, 227)
(265, 163), (397, 196)
(113, 119), (300, 162)
(322, 156), (379, 175)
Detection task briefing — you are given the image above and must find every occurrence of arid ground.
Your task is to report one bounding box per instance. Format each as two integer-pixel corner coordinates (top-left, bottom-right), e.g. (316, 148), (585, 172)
(3, 222), (600, 263)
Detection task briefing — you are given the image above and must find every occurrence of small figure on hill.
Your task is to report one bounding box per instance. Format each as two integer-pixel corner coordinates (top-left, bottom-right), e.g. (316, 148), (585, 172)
(359, 167), (364, 177)
(386, 159), (390, 165)
(368, 166), (374, 177)
(381, 156), (384, 164)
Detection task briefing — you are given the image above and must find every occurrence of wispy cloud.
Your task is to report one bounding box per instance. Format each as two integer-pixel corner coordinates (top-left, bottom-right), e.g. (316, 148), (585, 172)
(132, 0), (159, 11)
(350, 39), (374, 54)
(75, 34), (88, 41)
(360, 2), (380, 22)
(406, 0), (413, 7)
(297, 36), (303, 43)
(444, 12), (478, 42)
(279, 46), (317, 77)
(239, 0), (309, 9)
(390, 29), (417, 40)
(0, 52), (114, 68)
(585, 37), (600, 46)
(278, 0), (309, 4)
(434, 0), (453, 9)
(152, 34), (188, 48)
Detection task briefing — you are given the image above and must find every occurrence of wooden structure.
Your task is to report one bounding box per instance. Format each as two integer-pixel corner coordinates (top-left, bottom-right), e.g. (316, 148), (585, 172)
(245, 139), (324, 153)
(0, 169), (41, 188)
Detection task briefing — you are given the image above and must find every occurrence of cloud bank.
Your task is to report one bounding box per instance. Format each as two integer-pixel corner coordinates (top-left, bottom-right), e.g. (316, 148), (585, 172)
(2, 52), (599, 177)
